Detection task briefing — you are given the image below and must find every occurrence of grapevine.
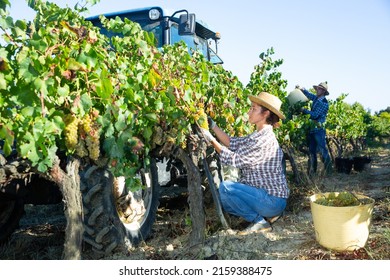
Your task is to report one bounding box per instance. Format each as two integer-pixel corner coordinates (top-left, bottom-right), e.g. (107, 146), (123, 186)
(1, 0), (385, 185)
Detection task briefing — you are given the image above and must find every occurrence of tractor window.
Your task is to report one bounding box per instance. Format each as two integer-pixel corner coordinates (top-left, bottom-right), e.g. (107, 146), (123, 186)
(209, 48), (223, 64)
(170, 24), (209, 60)
(90, 18), (163, 48)
(140, 21), (163, 48)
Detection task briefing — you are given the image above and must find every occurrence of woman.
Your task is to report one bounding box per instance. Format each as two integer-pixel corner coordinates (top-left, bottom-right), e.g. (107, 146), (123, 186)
(200, 92), (289, 234)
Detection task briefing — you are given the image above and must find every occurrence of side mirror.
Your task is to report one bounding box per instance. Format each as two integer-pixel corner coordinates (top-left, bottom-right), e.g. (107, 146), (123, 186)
(178, 13), (196, 35)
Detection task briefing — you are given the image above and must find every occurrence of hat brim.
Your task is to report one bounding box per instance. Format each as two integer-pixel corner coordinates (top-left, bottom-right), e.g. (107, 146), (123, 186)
(313, 85), (329, 95)
(249, 95), (285, 120)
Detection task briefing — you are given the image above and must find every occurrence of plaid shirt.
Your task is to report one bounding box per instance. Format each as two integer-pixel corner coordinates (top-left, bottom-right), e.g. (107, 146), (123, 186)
(301, 89), (329, 132)
(219, 125), (289, 198)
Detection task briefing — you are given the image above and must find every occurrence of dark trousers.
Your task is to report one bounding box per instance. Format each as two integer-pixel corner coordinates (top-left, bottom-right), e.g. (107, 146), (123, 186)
(308, 129), (332, 174)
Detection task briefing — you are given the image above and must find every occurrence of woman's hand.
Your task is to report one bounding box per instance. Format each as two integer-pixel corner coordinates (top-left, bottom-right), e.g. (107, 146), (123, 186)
(208, 116), (216, 130)
(200, 128), (215, 143)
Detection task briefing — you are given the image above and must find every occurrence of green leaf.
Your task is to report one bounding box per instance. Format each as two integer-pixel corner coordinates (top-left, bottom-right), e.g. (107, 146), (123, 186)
(0, 0), (10, 10)
(20, 133), (40, 164)
(103, 137), (122, 157)
(202, 65), (209, 83)
(21, 106), (35, 117)
(37, 161), (49, 172)
(30, 35), (48, 53)
(0, 125), (14, 156)
(95, 69), (114, 100)
(18, 56), (37, 83)
(0, 15), (13, 30)
(183, 89), (191, 102)
(13, 20), (27, 38)
(57, 83), (70, 97)
(132, 90), (143, 102)
(80, 93), (92, 113)
(34, 77), (48, 98)
(51, 115), (65, 131)
(104, 122), (115, 137)
(0, 73), (6, 90)
(145, 113), (157, 122)
(114, 112), (127, 131)
(154, 98), (163, 110)
(67, 58), (86, 71)
(78, 48), (98, 69)
(143, 126), (152, 141)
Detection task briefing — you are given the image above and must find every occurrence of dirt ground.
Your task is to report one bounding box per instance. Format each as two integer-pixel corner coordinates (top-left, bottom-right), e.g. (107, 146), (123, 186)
(1, 146), (389, 260)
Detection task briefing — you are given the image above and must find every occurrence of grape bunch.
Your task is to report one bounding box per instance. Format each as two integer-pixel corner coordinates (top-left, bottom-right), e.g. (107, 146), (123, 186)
(206, 103), (215, 119)
(63, 112), (101, 161)
(64, 115), (80, 150)
(75, 138), (88, 158)
(194, 107), (209, 130)
(336, 192), (360, 206)
(315, 192), (360, 207)
(81, 113), (101, 161)
(82, 113), (93, 134)
(85, 132), (100, 161)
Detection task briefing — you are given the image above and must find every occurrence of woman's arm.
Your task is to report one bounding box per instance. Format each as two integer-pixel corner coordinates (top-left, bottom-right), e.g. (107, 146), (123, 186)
(206, 125), (229, 154)
(212, 125), (230, 148)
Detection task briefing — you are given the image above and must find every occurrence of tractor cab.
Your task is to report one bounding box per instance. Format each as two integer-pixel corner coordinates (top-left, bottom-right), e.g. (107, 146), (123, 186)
(87, 6), (223, 64)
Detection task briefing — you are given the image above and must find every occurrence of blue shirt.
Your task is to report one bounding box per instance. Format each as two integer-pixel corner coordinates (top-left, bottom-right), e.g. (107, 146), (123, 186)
(301, 89), (329, 131)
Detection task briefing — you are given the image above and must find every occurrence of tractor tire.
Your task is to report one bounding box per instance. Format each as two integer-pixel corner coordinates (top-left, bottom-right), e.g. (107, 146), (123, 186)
(80, 158), (160, 257)
(0, 198), (24, 244)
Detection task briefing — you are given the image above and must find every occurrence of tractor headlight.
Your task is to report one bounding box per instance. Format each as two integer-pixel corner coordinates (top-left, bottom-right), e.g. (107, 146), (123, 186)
(149, 8), (161, 20)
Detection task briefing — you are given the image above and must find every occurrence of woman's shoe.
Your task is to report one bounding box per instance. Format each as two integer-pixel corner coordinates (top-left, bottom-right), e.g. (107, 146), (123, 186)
(237, 221), (272, 235)
(265, 215), (281, 224)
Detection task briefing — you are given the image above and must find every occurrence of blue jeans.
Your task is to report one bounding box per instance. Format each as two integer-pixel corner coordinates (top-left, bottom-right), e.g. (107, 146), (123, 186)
(308, 129), (332, 174)
(218, 181), (287, 223)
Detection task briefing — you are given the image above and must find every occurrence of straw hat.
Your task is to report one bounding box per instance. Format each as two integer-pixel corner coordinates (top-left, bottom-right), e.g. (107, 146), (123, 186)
(313, 82), (329, 95)
(249, 92), (285, 120)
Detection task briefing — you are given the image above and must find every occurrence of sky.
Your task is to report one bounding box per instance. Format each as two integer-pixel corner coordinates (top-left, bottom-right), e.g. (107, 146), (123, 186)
(5, 0), (390, 113)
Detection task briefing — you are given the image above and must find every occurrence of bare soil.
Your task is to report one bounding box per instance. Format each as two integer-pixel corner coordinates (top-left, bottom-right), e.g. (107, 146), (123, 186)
(1, 146), (389, 260)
